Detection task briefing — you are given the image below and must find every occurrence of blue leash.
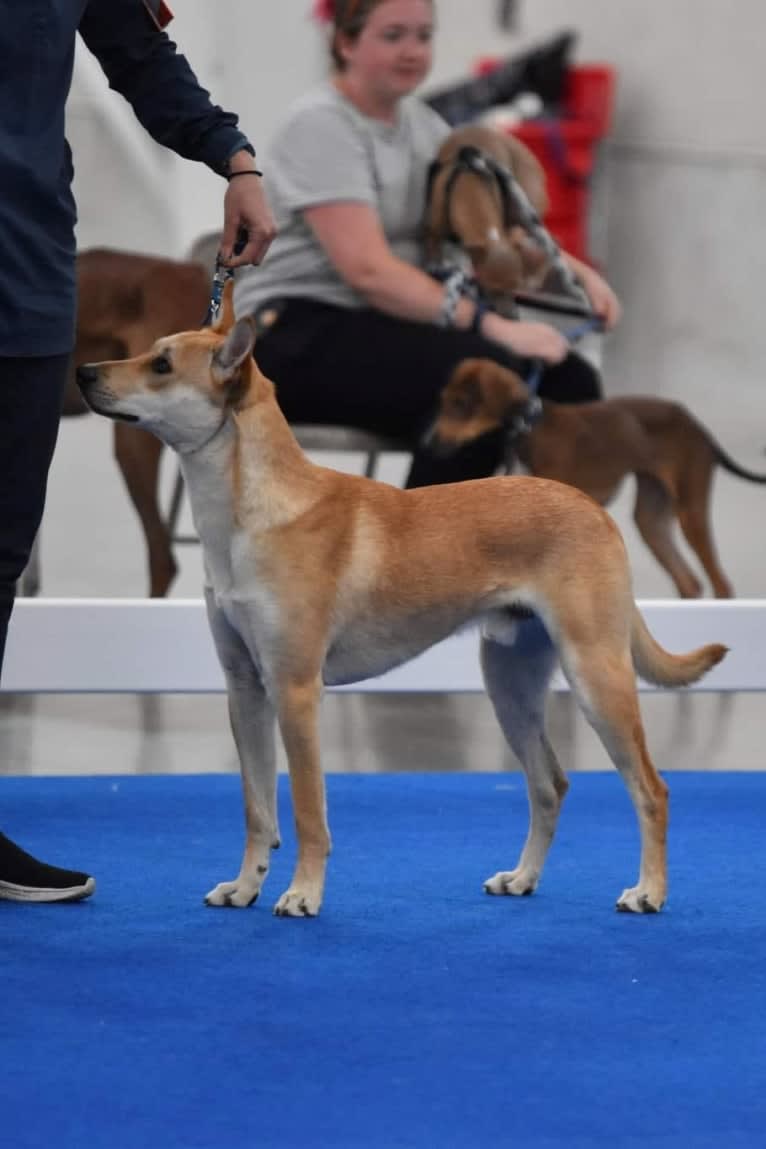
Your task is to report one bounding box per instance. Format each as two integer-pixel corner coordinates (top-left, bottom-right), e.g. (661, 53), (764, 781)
(203, 229), (249, 327)
(503, 312), (605, 471)
(203, 257), (234, 327)
(525, 312), (605, 397)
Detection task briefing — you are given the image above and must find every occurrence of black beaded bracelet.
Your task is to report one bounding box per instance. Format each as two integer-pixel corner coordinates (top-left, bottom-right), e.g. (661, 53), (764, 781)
(227, 169), (264, 181)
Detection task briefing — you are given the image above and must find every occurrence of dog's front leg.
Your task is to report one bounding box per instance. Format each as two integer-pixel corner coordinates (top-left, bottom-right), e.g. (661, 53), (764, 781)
(273, 676), (331, 918)
(203, 591), (279, 908)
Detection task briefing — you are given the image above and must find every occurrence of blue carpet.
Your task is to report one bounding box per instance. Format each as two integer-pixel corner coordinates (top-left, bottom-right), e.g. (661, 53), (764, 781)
(3, 772), (766, 1149)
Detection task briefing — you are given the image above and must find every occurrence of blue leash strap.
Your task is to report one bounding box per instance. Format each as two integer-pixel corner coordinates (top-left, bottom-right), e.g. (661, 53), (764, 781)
(525, 313), (605, 396)
(203, 228), (249, 327)
(203, 257), (235, 327)
(564, 313), (605, 344)
(505, 312), (606, 469)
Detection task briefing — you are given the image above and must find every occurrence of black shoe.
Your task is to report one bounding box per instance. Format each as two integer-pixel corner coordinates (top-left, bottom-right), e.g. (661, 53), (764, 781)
(0, 832), (95, 903)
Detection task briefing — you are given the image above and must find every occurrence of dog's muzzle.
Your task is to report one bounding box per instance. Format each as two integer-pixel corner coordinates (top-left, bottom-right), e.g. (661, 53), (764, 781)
(76, 363), (100, 389)
(420, 420), (460, 458)
(76, 364), (139, 423)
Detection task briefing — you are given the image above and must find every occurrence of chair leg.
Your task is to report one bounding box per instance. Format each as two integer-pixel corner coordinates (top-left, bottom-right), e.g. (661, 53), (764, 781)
(364, 450), (380, 479)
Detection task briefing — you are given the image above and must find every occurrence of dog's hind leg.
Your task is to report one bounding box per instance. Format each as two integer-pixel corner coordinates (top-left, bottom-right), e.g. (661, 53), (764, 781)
(560, 639), (669, 913)
(203, 590), (279, 909)
(480, 614), (569, 897)
(633, 473), (703, 598)
(675, 460), (734, 597)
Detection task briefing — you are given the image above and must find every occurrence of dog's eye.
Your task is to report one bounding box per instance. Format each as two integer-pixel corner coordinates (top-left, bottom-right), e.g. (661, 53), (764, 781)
(151, 355), (173, 375)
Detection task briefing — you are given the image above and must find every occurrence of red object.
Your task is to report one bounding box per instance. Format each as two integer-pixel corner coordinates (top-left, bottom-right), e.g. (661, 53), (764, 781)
(474, 61), (616, 263)
(143, 1), (174, 29)
(312, 0), (336, 23)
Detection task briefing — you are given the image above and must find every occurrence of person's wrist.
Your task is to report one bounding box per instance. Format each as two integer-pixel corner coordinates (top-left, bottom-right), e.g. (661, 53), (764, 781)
(226, 148), (259, 177)
(478, 309), (506, 343)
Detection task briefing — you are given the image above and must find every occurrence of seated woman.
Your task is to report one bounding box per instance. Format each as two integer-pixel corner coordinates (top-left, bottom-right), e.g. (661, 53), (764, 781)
(235, 0), (620, 487)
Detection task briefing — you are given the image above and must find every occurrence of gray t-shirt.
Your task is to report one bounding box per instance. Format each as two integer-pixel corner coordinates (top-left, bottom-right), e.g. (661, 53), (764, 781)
(234, 82), (450, 316)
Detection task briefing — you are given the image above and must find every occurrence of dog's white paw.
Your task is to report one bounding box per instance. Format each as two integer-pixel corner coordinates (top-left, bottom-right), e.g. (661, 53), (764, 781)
(273, 887), (321, 918)
(484, 868), (538, 897)
(204, 876), (263, 908)
(616, 886), (664, 914)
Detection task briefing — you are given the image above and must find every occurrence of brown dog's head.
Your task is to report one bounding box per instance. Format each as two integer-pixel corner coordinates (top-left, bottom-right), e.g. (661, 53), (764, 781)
(76, 281), (262, 453)
(428, 358), (530, 454)
(425, 125), (551, 298)
(470, 227), (552, 299)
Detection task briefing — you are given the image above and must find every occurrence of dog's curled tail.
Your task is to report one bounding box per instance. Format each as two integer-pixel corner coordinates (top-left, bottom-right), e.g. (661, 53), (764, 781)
(630, 606), (728, 687)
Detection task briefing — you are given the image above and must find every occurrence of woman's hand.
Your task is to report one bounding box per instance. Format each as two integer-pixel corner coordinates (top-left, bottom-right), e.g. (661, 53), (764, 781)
(568, 259), (622, 330)
(482, 314), (570, 364)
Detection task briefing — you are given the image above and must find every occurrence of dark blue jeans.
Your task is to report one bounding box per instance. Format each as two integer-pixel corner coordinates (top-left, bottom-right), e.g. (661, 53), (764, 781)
(0, 355), (69, 675)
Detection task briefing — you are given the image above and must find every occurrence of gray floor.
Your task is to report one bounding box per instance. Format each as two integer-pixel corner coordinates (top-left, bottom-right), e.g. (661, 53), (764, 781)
(2, 335), (765, 780)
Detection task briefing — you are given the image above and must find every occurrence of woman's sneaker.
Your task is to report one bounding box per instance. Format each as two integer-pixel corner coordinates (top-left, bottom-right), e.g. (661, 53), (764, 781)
(0, 832), (95, 902)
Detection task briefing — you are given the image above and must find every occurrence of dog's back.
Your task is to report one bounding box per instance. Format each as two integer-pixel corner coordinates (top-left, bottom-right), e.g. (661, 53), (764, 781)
(76, 247), (210, 346)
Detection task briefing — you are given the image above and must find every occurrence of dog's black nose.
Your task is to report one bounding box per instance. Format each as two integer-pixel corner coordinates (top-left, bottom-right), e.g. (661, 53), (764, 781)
(76, 364), (100, 389)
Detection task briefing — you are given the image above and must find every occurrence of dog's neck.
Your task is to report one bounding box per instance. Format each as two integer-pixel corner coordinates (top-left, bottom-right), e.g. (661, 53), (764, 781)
(179, 373), (320, 565)
(178, 416), (239, 577)
(231, 388), (320, 532)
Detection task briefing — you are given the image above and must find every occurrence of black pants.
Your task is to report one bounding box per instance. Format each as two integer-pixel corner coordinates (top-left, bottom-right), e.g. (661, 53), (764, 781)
(0, 355), (69, 674)
(252, 300), (602, 488)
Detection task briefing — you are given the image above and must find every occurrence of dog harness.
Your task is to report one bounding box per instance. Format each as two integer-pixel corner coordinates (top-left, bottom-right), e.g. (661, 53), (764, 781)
(427, 144), (591, 312)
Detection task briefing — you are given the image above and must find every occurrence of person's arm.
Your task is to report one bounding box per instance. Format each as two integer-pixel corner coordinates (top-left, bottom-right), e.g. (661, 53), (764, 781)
(305, 202), (569, 363)
(78, 0), (274, 265)
(563, 252), (622, 329)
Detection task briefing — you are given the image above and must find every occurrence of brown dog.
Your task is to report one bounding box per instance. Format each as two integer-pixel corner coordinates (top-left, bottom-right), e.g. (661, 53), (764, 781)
(77, 283), (727, 917)
(431, 358), (766, 598)
(424, 124), (554, 302)
(66, 248), (210, 596)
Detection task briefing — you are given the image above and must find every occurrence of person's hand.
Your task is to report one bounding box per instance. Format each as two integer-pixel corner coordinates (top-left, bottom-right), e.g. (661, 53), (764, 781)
(220, 159), (276, 268)
(483, 314), (570, 364)
(574, 262), (622, 330)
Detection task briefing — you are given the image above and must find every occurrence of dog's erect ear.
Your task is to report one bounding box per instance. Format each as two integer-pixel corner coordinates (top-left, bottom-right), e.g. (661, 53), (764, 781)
(482, 363), (530, 416)
(212, 317), (256, 394)
(213, 278), (237, 334)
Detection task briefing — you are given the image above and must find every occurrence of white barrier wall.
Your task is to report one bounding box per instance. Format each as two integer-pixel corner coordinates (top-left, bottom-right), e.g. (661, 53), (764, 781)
(3, 600), (764, 694)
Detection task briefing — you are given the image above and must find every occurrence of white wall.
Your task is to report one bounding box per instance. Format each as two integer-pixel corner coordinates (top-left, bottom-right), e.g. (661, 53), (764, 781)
(512, 0), (766, 155)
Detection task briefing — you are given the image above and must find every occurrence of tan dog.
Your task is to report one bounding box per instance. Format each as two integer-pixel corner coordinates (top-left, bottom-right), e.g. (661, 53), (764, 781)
(65, 248), (211, 596)
(76, 285), (726, 917)
(432, 358), (766, 599)
(425, 124), (553, 302)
